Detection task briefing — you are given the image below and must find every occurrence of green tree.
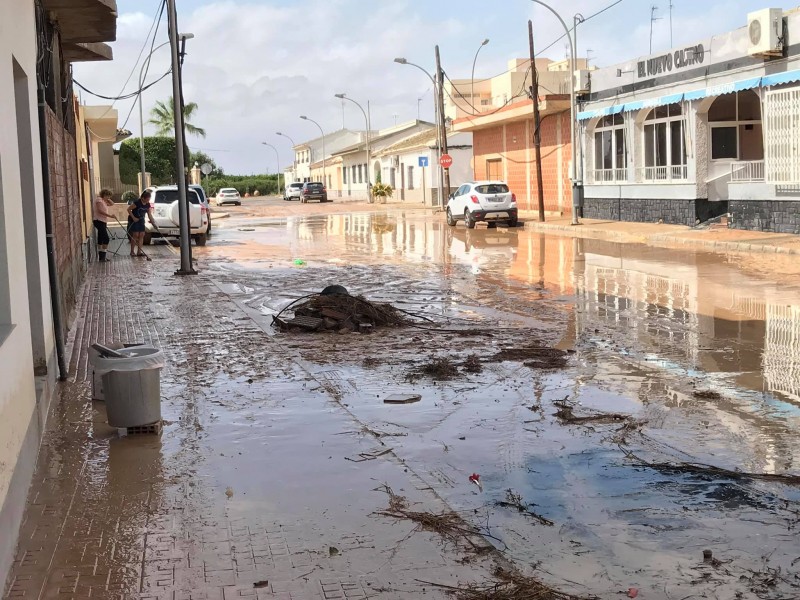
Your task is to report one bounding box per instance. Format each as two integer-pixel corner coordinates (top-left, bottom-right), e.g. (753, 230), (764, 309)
(189, 150), (224, 178)
(148, 97), (206, 138)
(119, 137), (179, 185)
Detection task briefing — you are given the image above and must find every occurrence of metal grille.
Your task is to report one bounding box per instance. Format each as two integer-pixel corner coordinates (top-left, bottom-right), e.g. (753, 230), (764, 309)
(764, 87), (800, 184)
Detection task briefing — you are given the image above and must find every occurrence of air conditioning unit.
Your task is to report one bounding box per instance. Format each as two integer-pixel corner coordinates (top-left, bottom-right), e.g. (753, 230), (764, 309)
(747, 8), (783, 57)
(574, 69), (591, 95)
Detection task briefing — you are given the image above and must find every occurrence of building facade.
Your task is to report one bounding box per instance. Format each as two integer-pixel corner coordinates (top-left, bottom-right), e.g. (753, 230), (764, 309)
(292, 129), (367, 186)
(0, 0), (117, 587)
(579, 7), (800, 231)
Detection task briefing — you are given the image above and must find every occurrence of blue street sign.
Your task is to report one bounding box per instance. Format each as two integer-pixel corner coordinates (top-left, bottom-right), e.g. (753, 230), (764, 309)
(418, 156), (429, 167)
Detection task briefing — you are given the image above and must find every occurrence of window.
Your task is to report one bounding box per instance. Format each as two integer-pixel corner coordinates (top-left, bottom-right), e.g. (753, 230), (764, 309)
(352, 165), (357, 183)
(357, 165), (363, 184)
(643, 103), (686, 180)
(475, 184), (509, 194)
(764, 86), (800, 184)
(708, 90), (763, 162)
(407, 166), (415, 190)
(486, 158), (502, 180)
(593, 114), (627, 182)
(343, 166), (347, 184)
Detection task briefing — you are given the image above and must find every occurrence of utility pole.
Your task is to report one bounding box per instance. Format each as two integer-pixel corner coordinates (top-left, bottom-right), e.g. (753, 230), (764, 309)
(669, 1), (674, 47)
(435, 45), (450, 199)
(529, 20), (545, 222)
(166, 0), (195, 275)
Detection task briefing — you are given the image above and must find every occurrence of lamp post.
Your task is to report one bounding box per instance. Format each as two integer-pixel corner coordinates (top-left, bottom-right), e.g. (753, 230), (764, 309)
(261, 142), (281, 196)
(137, 34), (193, 193)
(299, 116), (325, 187)
(394, 57), (445, 207)
(276, 131), (296, 182)
(335, 93), (371, 201)
(530, 0), (580, 224)
(471, 38), (490, 113)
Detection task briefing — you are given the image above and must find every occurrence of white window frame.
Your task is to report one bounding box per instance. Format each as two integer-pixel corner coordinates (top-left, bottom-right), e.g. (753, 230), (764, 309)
(641, 103), (687, 182)
(592, 114), (627, 183)
(764, 86), (800, 184)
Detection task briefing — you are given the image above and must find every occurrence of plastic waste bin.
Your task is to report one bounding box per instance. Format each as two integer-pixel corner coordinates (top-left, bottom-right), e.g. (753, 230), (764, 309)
(89, 346), (165, 427)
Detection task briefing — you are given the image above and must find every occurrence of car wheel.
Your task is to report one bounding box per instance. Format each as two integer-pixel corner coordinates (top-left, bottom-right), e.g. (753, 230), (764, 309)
(508, 217), (519, 227)
(194, 233), (207, 246)
(446, 208), (457, 227)
(143, 232), (152, 245)
(206, 221), (212, 237)
(487, 222), (497, 229)
(465, 209), (476, 229)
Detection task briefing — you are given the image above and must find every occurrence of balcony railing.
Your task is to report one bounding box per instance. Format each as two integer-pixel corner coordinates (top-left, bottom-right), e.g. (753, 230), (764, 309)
(730, 160), (765, 183)
(590, 168), (628, 183)
(639, 165), (689, 182)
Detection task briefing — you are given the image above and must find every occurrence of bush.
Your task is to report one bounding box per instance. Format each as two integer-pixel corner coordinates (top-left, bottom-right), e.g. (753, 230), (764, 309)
(119, 137), (179, 185)
(121, 190), (138, 203)
(208, 174), (283, 196)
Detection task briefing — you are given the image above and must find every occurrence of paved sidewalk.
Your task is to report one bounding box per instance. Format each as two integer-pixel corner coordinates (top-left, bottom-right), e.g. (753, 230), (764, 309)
(519, 214), (800, 255)
(3, 244), (498, 599)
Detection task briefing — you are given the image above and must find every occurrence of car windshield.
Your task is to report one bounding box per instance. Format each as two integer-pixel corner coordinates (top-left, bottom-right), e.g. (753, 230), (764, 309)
(475, 184), (509, 194)
(191, 187), (206, 202)
(291, 183), (303, 189)
(306, 183), (323, 190)
(154, 190), (200, 205)
(220, 189), (238, 194)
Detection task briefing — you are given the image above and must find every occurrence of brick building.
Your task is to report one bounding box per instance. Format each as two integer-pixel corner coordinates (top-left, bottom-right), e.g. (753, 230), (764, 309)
(454, 95), (573, 214)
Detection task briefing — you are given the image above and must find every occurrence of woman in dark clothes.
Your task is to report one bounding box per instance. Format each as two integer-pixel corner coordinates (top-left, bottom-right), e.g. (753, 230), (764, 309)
(127, 190), (154, 257)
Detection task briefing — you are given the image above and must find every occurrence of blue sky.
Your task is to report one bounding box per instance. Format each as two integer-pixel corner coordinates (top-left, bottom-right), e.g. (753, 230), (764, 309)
(74, 0), (789, 174)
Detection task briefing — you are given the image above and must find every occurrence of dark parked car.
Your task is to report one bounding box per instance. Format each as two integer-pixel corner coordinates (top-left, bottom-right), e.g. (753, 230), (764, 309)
(301, 182), (328, 203)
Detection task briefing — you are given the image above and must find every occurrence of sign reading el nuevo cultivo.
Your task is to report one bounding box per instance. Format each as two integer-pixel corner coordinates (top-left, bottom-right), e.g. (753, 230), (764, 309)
(637, 44), (706, 78)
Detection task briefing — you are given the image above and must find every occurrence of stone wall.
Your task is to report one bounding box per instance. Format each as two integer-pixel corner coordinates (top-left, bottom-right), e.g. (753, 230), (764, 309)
(729, 200), (800, 234)
(583, 197), (727, 226)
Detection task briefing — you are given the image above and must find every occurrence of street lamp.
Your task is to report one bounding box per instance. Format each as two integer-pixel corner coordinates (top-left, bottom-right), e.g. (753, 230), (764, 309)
(261, 142), (281, 196)
(530, 0), (580, 225)
(276, 131), (297, 183)
(471, 38), (490, 113)
(394, 57), (445, 206)
(335, 93), (371, 200)
(299, 116), (326, 187)
(137, 33), (193, 192)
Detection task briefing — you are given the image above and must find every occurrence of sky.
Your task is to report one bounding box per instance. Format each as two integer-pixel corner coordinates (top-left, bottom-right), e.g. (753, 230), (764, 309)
(74, 0), (794, 175)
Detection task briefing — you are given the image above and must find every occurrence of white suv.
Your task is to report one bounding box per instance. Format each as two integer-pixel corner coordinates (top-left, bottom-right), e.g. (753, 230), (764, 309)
(284, 182), (304, 201)
(144, 186), (210, 246)
(446, 181), (518, 229)
(215, 188), (241, 206)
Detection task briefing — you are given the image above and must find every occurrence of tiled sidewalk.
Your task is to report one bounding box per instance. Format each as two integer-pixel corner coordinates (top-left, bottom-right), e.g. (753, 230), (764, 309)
(3, 249), (495, 599)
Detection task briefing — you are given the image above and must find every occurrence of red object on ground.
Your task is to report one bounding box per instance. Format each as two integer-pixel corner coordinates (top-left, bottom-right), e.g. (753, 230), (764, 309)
(627, 588), (639, 598)
(469, 473), (480, 484)
(439, 154), (453, 168)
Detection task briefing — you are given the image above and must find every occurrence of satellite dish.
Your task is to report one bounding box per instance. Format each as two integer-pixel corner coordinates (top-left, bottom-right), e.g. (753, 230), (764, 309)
(201, 163), (213, 175)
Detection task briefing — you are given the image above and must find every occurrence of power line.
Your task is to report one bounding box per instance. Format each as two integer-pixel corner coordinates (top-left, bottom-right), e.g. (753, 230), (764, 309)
(74, 70), (171, 102)
(471, 0), (625, 85)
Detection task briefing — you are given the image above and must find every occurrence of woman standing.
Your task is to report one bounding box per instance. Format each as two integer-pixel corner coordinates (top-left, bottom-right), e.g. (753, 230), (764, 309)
(93, 188), (115, 262)
(127, 190), (154, 257)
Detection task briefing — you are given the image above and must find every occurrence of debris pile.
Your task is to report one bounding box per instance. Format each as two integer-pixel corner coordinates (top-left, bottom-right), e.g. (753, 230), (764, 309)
(424, 566), (586, 600)
(273, 287), (408, 333)
(494, 346), (569, 370)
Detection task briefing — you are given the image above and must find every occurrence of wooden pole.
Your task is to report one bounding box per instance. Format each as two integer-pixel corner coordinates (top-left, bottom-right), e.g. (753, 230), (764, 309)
(529, 20), (546, 222)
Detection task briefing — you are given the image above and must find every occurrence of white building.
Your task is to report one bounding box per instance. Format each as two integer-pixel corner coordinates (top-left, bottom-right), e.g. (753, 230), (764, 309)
(292, 129), (368, 187)
(374, 127), (473, 206)
(579, 6), (800, 231)
(331, 120), (435, 201)
(0, 0), (117, 585)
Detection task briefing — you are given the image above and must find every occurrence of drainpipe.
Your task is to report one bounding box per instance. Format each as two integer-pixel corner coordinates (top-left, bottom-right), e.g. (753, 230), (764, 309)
(37, 86), (67, 381)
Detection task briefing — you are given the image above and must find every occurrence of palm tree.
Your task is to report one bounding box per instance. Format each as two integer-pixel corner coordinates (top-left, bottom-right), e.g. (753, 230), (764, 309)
(148, 97), (206, 138)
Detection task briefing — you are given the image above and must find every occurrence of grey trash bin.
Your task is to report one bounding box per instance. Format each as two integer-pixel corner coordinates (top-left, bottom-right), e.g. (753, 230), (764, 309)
(90, 346), (165, 428)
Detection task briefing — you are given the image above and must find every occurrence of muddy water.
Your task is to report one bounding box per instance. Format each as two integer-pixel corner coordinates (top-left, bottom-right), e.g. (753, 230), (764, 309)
(200, 211), (800, 598)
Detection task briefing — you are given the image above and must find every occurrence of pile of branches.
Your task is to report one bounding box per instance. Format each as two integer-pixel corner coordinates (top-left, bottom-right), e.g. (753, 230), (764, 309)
(273, 292), (411, 333)
(424, 566), (591, 600)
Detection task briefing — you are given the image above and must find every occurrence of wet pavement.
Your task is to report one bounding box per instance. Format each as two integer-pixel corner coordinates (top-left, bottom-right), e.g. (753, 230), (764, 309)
(5, 207), (800, 599)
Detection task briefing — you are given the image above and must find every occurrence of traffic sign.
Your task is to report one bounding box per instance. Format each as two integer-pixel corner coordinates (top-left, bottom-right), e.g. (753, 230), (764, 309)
(418, 156), (429, 168)
(201, 163), (213, 175)
(439, 154), (453, 169)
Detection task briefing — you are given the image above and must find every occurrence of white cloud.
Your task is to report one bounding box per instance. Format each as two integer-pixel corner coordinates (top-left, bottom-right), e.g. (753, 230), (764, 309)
(73, 0), (773, 175)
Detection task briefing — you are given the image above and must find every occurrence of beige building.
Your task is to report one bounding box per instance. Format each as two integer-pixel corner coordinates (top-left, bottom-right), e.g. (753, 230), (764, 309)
(444, 58), (589, 121)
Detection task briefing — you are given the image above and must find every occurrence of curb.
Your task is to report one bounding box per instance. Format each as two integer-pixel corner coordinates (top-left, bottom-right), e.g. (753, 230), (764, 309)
(522, 221), (800, 256)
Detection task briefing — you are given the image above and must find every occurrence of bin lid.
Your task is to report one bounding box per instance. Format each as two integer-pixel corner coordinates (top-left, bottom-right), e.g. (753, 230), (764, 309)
(89, 345), (165, 374)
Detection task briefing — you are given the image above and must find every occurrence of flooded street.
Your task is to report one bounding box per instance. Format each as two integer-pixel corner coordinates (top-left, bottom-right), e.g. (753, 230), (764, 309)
(6, 206), (800, 599)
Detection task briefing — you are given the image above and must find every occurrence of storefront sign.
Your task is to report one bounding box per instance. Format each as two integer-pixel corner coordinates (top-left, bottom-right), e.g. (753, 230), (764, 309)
(637, 44), (706, 78)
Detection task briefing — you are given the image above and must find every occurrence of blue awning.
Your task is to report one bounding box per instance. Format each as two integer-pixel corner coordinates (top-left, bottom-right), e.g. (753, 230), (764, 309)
(577, 103), (624, 121)
(761, 69), (800, 87)
(684, 76), (762, 100)
(622, 92), (683, 113)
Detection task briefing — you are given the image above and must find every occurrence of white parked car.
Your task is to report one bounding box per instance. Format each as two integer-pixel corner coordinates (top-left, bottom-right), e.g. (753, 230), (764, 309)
(144, 186), (209, 246)
(216, 188), (241, 206)
(446, 181), (518, 229)
(284, 182), (304, 201)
